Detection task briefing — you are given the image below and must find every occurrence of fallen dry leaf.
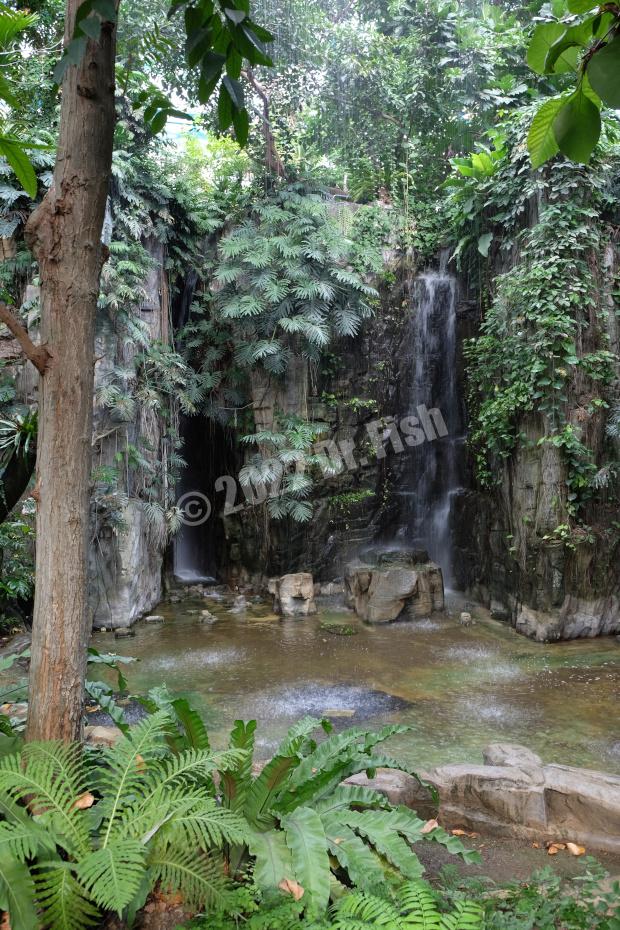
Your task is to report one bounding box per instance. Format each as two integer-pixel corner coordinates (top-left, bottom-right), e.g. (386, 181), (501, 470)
(450, 828), (478, 837)
(532, 842), (540, 849)
(547, 843), (566, 855)
(566, 842), (586, 857)
(279, 879), (304, 901)
(422, 819), (439, 834)
(135, 753), (146, 773)
(72, 792), (95, 810)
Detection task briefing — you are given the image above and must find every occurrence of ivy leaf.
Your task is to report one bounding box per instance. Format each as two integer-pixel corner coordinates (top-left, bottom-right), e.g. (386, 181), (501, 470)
(587, 37), (620, 109)
(52, 34), (88, 84)
(553, 89), (601, 163)
(79, 15), (102, 41)
(527, 95), (567, 168)
(0, 137), (37, 199)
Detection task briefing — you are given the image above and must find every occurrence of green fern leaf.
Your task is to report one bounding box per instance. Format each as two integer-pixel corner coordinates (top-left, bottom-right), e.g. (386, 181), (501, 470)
(247, 827), (293, 890)
(35, 861), (100, 930)
(75, 840), (146, 913)
(150, 846), (230, 912)
(0, 743), (90, 857)
(321, 819), (386, 891)
(282, 806), (330, 916)
(338, 810), (425, 880)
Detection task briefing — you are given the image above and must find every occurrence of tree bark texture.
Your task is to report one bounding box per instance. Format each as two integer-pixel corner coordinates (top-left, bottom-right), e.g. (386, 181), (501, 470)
(24, 0), (117, 741)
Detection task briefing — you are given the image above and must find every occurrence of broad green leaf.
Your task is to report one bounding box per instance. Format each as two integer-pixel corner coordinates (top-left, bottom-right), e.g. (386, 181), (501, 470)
(52, 35), (88, 85)
(527, 22), (565, 74)
(478, 233), (493, 257)
(79, 15), (102, 40)
(282, 806), (330, 916)
(0, 852), (37, 930)
(232, 106), (249, 146)
(248, 828), (293, 889)
(223, 75), (244, 109)
(545, 20), (593, 73)
(0, 137), (37, 198)
(527, 95), (567, 168)
(217, 83), (233, 131)
(553, 89), (601, 163)
(587, 36), (620, 109)
(567, 0), (597, 10)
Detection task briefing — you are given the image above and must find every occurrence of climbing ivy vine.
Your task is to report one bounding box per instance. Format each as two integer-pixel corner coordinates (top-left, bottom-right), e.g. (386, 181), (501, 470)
(448, 108), (619, 523)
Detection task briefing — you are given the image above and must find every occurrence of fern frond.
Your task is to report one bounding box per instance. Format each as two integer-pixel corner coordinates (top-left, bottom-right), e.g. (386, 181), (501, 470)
(282, 806), (330, 916)
(150, 846), (230, 912)
(35, 861), (100, 930)
(75, 840), (146, 914)
(337, 810), (425, 880)
(0, 743), (90, 857)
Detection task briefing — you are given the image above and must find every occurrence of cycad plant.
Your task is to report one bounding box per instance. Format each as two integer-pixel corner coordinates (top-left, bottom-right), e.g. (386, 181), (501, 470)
(216, 716), (479, 918)
(0, 710), (248, 930)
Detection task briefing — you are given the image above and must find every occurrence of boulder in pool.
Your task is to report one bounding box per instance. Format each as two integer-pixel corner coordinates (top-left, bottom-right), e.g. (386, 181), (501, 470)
(345, 557), (444, 623)
(269, 572), (316, 618)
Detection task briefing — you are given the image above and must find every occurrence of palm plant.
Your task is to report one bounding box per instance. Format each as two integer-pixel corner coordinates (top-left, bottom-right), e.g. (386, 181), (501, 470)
(239, 414), (336, 522)
(0, 710), (248, 930)
(189, 184), (378, 388)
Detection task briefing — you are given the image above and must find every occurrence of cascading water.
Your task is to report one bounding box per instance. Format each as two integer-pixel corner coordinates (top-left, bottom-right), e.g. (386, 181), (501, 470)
(396, 260), (465, 586)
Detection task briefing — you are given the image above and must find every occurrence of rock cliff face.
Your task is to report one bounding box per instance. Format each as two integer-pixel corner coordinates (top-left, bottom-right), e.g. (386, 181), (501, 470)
(214, 245), (620, 640)
(89, 239), (170, 628)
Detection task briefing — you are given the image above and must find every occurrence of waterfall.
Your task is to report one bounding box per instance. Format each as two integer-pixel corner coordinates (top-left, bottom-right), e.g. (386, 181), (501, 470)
(397, 263), (464, 585)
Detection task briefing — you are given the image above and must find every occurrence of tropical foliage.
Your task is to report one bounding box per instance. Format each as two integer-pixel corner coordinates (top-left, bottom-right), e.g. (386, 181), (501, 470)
(526, 2), (620, 167)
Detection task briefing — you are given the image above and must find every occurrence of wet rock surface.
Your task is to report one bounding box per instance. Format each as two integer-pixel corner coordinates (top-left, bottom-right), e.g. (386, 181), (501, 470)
(269, 572), (317, 617)
(429, 742), (620, 853)
(345, 555), (444, 623)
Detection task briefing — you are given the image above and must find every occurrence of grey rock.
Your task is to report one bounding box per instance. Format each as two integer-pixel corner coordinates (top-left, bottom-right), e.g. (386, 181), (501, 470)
(85, 724), (123, 747)
(114, 628), (135, 639)
(483, 743), (543, 769)
(459, 611), (473, 626)
(199, 609), (217, 624)
(345, 561), (443, 623)
(144, 614), (165, 624)
(490, 600), (510, 622)
(270, 573), (316, 617)
(428, 743), (620, 853)
(344, 768), (435, 816)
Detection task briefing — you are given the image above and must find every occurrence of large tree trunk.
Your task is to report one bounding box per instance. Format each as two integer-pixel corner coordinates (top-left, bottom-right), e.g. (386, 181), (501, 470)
(24, 1), (117, 741)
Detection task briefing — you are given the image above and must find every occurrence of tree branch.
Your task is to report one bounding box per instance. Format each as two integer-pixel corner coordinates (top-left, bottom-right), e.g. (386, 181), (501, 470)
(0, 302), (51, 375)
(243, 66), (286, 178)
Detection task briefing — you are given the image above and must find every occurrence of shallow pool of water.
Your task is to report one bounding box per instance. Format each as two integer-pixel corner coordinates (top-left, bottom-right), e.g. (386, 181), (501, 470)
(89, 593), (620, 771)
